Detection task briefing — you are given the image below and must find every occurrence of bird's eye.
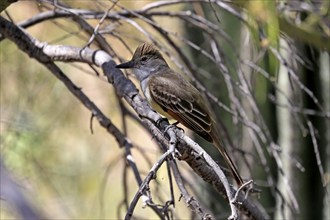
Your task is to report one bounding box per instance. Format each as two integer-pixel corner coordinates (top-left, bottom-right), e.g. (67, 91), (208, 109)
(141, 56), (148, 61)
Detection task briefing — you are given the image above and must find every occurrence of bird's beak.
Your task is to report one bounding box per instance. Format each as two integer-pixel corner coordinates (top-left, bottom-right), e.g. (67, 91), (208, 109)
(116, 60), (134, 69)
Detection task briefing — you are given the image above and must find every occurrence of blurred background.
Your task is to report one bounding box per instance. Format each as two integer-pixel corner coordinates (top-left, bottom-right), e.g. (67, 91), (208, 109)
(1, 0), (329, 219)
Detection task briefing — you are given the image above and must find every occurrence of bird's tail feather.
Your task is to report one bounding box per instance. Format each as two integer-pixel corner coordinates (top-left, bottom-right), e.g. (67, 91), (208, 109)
(212, 132), (244, 186)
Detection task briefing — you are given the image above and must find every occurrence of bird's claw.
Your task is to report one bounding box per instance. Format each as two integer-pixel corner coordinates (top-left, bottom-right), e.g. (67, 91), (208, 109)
(156, 117), (169, 129)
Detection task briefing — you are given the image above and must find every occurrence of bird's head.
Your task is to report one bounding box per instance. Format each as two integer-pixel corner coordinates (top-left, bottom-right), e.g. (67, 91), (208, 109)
(116, 42), (168, 81)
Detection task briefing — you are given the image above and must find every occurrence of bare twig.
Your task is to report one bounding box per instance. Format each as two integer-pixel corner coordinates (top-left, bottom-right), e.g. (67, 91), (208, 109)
(125, 150), (173, 220)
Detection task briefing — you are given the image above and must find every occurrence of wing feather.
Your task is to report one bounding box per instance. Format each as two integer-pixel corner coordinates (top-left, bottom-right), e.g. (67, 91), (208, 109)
(148, 72), (212, 140)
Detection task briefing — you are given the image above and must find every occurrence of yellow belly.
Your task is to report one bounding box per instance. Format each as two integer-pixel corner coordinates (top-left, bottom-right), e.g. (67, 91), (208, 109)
(144, 86), (173, 119)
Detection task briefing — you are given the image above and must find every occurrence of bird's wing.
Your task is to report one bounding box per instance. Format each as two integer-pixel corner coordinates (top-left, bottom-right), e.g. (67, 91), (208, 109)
(148, 72), (213, 142)
(149, 72), (244, 185)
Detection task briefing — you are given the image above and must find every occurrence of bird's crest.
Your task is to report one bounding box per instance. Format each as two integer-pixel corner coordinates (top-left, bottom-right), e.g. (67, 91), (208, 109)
(132, 42), (164, 60)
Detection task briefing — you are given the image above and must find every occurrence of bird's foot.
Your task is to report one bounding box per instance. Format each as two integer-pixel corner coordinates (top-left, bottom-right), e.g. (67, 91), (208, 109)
(156, 117), (169, 130)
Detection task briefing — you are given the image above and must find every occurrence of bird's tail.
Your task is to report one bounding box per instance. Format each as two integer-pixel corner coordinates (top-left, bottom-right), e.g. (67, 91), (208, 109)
(211, 131), (244, 187)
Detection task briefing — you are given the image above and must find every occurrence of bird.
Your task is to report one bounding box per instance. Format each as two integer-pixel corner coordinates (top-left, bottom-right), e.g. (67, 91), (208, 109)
(116, 42), (244, 186)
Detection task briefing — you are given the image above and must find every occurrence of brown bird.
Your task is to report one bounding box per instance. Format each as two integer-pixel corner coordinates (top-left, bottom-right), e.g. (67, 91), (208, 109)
(116, 42), (244, 186)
